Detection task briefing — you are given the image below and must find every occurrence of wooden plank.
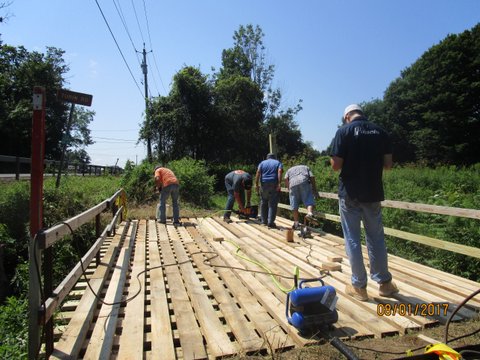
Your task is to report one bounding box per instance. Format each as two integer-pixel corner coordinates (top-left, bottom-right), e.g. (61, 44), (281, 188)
(83, 221), (137, 360)
(42, 200), (109, 249)
(51, 223), (126, 359)
(212, 224), (373, 339)
(180, 225), (266, 353)
(166, 225), (238, 357)
(159, 225), (208, 359)
(200, 218), (315, 347)
(147, 220), (176, 359)
(190, 219), (297, 350)
(117, 220), (146, 359)
(307, 230), (480, 308)
(280, 189), (480, 220)
(44, 227), (109, 323)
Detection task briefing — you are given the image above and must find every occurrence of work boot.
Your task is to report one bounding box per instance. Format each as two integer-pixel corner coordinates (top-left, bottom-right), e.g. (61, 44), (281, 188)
(223, 217), (232, 224)
(379, 281), (399, 297)
(345, 284), (368, 301)
(268, 222), (277, 229)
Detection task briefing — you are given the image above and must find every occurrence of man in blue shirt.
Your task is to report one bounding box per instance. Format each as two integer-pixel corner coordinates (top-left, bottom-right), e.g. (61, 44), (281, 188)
(255, 153), (283, 228)
(330, 104), (398, 301)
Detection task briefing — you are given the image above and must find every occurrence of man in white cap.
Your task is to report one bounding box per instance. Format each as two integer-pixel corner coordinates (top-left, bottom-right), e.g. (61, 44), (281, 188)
(329, 104), (398, 301)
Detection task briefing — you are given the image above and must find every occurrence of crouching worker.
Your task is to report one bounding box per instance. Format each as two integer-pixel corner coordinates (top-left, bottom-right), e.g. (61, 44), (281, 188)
(154, 165), (180, 225)
(223, 170), (252, 223)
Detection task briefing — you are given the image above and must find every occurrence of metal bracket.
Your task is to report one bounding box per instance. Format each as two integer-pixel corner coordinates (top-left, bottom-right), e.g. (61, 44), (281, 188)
(33, 93), (43, 110)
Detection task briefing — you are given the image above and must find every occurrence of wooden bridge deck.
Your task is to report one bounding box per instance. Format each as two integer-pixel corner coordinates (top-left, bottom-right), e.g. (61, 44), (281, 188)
(51, 216), (480, 359)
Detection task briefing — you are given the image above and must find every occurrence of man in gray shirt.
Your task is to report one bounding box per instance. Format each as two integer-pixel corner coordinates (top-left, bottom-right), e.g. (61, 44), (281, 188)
(284, 165), (318, 229)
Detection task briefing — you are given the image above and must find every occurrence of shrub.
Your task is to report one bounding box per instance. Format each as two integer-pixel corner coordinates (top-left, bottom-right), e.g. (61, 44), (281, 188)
(0, 296), (28, 359)
(120, 161), (157, 205)
(169, 157), (215, 207)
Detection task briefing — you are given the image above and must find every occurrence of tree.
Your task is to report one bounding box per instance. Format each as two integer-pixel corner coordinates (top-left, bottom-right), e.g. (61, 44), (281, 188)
(361, 23), (480, 165)
(146, 66), (220, 163)
(62, 107), (94, 165)
(216, 24), (307, 159)
(0, 44), (94, 161)
(214, 75), (266, 163)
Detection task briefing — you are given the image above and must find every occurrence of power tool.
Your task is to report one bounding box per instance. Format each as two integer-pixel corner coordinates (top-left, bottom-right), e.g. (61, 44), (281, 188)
(235, 205), (258, 219)
(297, 214), (320, 238)
(286, 277), (338, 334)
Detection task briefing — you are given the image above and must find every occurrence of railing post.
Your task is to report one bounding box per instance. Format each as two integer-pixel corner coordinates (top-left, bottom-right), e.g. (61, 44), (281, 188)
(15, 156), (20, 180)
(44, 246), (54, 357)
(96, 214), (101, 266)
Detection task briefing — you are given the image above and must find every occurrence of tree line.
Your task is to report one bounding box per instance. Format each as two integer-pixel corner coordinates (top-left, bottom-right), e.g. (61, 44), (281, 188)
(140, 24), (317, 166)
(1, 22), (479, 168)
(0, 43), (94, 164)
(358, 23), (480, 166)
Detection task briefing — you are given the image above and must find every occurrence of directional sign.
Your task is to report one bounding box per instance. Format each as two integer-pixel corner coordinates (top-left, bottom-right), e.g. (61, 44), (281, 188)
(57, 89), (93, 106)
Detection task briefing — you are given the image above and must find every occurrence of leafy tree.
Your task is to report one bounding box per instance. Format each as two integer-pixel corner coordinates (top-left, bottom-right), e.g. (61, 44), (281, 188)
(146, 66), (219, 163)
(216, 24), (309, 159)
(0, 44), (93, 161)
(363, 23), (480, 165)
(213, 75), (265, 163)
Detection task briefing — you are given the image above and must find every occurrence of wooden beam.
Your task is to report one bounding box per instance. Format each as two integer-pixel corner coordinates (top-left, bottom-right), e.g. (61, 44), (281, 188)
(280, 189), (480, 219)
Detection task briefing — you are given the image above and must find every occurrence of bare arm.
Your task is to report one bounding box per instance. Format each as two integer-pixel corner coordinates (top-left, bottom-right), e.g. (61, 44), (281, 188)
(277, 167), (283, 190)
(330, 156), (344, 171)
(255, 169), (261, 193)
(234, 192), (244, 210)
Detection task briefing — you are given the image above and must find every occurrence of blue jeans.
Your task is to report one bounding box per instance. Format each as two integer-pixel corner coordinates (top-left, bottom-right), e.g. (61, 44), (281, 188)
(260, 182), (279, 224)
(157, 184), (180, 222)
(339, 196), (392, 288)
(224, 180), (245, 219)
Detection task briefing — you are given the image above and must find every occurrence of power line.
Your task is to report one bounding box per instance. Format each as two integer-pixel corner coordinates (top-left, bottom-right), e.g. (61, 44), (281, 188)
(93, 0), (144, 99)
(142, 0), (167, 95)
(112, 0), (141, 66)
(131, 0), (145, 44)
(92, 136), (137, 142)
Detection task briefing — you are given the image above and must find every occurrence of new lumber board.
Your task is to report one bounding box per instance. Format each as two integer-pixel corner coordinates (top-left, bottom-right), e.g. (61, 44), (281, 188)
(117, 219), (146, 359)
(83, 221), (137, 360)
(51, 223), (126, 359)
(179, 226), (266, 353)
(166, 224), (238, 358)
(147, 220), (176, 360)
(158, 224), (208, 359)
(186, 221), (296, 351)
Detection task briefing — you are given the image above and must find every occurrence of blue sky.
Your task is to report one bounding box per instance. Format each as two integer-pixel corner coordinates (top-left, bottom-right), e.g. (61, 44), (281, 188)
(2, 1), (479, 167)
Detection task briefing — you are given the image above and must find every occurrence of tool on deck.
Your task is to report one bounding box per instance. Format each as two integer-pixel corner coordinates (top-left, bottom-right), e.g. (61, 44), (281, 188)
(286, 276), (359, 359)
(298, 214), (320, 238)
(286, 277), (338, 333)
(234, 205), (258, 219)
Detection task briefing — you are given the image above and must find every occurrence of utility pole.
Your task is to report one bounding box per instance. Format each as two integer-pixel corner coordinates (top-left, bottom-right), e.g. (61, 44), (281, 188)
(141, 43), (152, 162)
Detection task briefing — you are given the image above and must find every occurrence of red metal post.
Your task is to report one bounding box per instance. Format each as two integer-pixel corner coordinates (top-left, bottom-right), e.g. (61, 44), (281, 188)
(30, 86), (46, 236)
(28, 86), (46, 360)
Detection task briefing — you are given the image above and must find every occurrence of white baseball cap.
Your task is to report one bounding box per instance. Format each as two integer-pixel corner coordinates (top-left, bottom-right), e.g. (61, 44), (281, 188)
(343, 104), (363, 120)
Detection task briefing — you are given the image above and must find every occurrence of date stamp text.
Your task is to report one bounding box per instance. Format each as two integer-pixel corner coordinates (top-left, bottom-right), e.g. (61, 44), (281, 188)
(377, 303), (449, 317)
